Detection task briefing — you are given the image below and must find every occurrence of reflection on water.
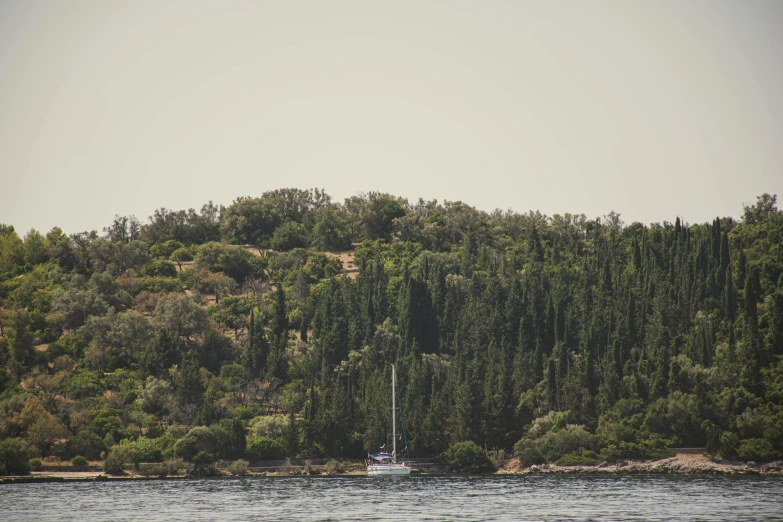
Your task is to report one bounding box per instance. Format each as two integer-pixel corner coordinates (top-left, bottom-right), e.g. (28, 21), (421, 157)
(2, 474), (782, 521)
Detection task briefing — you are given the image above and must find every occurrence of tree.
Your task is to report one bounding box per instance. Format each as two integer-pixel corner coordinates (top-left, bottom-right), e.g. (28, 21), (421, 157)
(0, 438), (34, 476)
(8, 311), (35, 376)
(174, 426), (218, 461)
(440, 441), (496, 472)
(742, 193), (779, 224)
(270, 221), (308, 251)
(194, 242), (264, 283)
(220, 197), (281, 246)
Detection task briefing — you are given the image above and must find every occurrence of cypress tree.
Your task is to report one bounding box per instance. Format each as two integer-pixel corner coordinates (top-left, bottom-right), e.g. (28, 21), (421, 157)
(8, 312), (35, 377)
(651, 345), (670, 399)
(545, 297), (555, 355)
(584, 335), (597, 396)
(556, 300), (566, 345)
(744, 266), (758, 329)
(633, 238), (642, 271)
(725, 267), (736, 322)
(701, 325), (711, 367)
(272, 285), (289, 339)
(711, 218), (721, 265)
(547, 358), (557, 409)
(533, 339), (544, 382)
(737, 251), (747, 289)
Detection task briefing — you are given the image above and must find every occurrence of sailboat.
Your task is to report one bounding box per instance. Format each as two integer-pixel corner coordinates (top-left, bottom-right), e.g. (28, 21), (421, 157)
(366, 365), (412, 475)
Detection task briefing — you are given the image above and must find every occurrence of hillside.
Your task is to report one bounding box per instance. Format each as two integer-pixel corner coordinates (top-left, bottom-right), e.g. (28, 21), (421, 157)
(1, 189), (782, 475)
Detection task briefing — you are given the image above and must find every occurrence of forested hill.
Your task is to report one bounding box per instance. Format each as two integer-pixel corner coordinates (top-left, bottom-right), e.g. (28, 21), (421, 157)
(2, 189), (783, 474)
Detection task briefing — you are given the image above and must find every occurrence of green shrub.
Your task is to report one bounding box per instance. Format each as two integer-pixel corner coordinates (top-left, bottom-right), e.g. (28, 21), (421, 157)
(139, 463), (168, 477)
(62, 430), (107, 461)
(189, 461), (220, 477)
(514, 424), (600, 466)
(29, 458), (43, 471)
(193, 451), (216, 467)
(227, 459), (249, 476)
(165, 459), (188, 476)
(719, 432), (740, 460)
(440, 441), (497, 473)
(247, 437), (285, 462)
(737, 438), (780, 462)
(516, 445), (545, 468)
(250, 415), (289, 440)
(104, 438), (163, 469)
(174, 426), (218, 462)
(324, 459), (344, 475)
(487, 449), (508, 468)
(103, 454), (125, 475)
(70, 455), (89, 467)
(555, 450), (602, 466)
(600, 437), (674, 462)
(143, 260), (178, 278)
(0, 438), (33, 476)
(270, 222), (308, 251)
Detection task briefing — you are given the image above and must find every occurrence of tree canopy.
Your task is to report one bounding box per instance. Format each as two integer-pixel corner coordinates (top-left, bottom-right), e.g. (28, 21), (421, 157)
(2, 190), (783, 473)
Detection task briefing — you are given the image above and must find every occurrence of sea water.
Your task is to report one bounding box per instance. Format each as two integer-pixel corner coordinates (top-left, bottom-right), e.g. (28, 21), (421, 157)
(2, 474), (782, 521)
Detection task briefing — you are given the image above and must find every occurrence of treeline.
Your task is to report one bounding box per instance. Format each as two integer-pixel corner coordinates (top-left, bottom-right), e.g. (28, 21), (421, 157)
(1, 189), (782, 475)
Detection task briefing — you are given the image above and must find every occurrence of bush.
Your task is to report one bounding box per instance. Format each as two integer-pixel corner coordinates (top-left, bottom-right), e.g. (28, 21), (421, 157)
(516, 445), (545, 469)
(165, 459), (188, 476)
(250, 415), (289, 440)
(143, 260), (178, 278)
(188, 462), (220, 477)
(70, 455), (89, 468)
(738, 438), (780, 462)
(515, 424), (600, 466)
(138, 463), (168, 477)
(174, 426), (218, 462)
(193, 451), (216, 467)
(103, 454), (125, 475)
(0, 438), (33, 476)
(62, 430), (107, 461)
(555, 450), (602, 467)
(247, 437), (285, 462)
(600, 437), (674, 462)
(270, 222), (308, 251)
(104, 438), (163, 469)
(324, 460), (344, 475)
(487, 449), (508, 469)
(29, 458), (43, 471)
(227, 459), (249, 476)
(719, 432), (740, 460)
(440, 441), (497, 473)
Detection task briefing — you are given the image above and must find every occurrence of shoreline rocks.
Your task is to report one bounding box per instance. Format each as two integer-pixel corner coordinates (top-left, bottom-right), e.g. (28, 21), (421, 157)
(509, 453), (783, 476)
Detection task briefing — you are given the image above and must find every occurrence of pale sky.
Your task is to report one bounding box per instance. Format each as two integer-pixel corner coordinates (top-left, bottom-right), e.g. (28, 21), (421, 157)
(1, 1), (781, 235)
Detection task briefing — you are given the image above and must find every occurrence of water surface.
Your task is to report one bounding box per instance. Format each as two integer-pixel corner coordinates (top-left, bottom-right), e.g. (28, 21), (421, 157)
(2, 474), (782, 521)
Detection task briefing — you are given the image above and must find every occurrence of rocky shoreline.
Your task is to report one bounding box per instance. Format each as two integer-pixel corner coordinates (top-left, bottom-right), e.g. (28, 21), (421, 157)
(3, 453), (782, 484)
(504, 453), (783, 476)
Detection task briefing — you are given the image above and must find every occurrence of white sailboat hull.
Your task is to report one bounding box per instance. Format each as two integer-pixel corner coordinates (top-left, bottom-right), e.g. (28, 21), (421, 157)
(367, 464), (412, 476)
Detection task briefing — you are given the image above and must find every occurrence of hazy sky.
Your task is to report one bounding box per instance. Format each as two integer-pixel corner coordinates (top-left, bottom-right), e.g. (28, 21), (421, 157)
(1, 1), (782, 235)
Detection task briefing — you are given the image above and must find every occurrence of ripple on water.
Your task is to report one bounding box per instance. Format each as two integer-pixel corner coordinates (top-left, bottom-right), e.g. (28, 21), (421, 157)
(1, 475), (783, 521)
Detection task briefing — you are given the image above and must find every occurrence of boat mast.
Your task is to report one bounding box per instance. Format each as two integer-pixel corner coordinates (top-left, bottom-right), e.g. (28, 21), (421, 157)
(392, 364), (396, 464)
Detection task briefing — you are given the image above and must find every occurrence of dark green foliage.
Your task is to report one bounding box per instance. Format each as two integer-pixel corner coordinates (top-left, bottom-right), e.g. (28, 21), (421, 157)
(270, 222), (308, 251)
(2, 190), (783, 472)
(555, 450), (602, 466)
(247, 437), (285, 462)
(174, 427), (218, 462)
(737, 438), (780, 462)
(70, 455), (89, 467)
(195, 242), (264, 283)
(0, 438), (33, 476)
(62, 430), (107, 460)
(440, 441), (497, 473)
